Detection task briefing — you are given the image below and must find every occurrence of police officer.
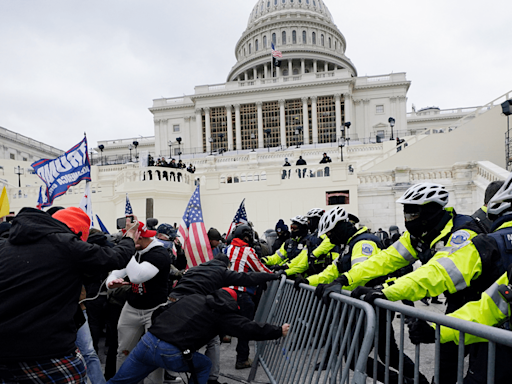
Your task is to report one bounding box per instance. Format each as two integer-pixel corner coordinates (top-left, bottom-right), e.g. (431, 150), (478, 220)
(334, 183), (494, 383)
(283, 208), (339, 278)
(409, 176), (512, 383)
(295, 207), (426, 384)
(263, 216), (310, 267)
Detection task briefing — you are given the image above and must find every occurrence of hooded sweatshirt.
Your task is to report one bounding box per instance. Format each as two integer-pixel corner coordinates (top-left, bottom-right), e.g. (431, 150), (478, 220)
(0, 207), (136, 362)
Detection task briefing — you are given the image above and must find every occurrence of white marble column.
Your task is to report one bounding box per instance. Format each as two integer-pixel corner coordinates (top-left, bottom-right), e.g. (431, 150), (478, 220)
(313, 60), (317, 73)
(264, 64), (268, 79)
(204, 107), (211, 153)
(302, 97), (309, 144)
(226, 105), (233, 151)
(288, 60), (292, 76)
(276, 66), (281, 78)
(257, 101), (264, 148)
(363, 99), (370, 139)
(311, 96), (318, 144)
(235, 104), (242, 150)
(324, 62), (328, 72)
(353, 99), (362, 140)
(343, 93), (352, 139)
(253, 67), (257, 80)
(301, 59), (305, 74)
(398, 96), (407, 134)
(335, 93), (341, 140)
(195, 108), (203, 151)
(279, 99), (286, 147)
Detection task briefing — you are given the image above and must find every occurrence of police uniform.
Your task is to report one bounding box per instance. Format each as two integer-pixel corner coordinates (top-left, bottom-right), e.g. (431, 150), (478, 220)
(262, 234), (311, 266)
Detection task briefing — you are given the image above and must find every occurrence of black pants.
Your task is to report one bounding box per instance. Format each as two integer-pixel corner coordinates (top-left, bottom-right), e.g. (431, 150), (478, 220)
(236, 291), (255, 362)
(464, 342), (512, 384)
(85, 295), (108, 353)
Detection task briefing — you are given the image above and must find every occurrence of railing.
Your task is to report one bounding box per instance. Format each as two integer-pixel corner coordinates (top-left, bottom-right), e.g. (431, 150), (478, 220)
(249, 277), (376, 384)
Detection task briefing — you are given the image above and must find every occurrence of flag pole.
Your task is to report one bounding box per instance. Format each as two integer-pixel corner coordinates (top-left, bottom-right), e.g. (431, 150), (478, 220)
(271, 43), (274, 80)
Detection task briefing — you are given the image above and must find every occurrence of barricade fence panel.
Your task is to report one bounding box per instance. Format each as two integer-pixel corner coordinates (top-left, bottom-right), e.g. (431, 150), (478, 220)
(251, 281), (512, 384)
(249, 277), (376, 384)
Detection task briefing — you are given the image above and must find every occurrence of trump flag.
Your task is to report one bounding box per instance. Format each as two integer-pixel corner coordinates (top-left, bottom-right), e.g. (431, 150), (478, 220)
(32, 137), (91, 207)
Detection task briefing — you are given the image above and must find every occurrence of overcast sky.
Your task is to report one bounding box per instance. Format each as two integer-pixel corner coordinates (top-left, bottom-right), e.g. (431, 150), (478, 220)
(1, 0), (510, 152)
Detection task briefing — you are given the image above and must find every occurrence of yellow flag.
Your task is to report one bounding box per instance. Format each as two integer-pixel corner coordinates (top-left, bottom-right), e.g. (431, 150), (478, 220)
(0, 186), (10, 218)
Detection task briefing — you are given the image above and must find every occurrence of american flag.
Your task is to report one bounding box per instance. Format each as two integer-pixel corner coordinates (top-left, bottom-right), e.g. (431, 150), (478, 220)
(79, 181), (94, 227)
(125, 193), (133, 215)
(177, 185), (213, 268)
(227, 199), (248, 236)
(271, 42), (282, 58)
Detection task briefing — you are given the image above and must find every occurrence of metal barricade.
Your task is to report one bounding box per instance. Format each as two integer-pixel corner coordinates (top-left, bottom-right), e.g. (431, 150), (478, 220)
(370, 298), (512, 384)
(249, 277), (376, 384)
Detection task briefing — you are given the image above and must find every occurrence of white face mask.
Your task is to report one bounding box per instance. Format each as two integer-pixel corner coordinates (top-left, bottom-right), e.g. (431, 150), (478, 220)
(156, 239), (173, 249)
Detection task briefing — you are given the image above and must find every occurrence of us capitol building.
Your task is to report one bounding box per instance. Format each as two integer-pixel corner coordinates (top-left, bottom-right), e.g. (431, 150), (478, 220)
(2, 0), (511, 233)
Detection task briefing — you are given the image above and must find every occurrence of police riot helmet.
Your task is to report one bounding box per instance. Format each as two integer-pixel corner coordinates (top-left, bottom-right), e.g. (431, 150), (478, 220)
(487, 174), (512, 218)
(233, 224), (254, 246)
(396, 183), (449, 207)
(318, 207), (349, 237)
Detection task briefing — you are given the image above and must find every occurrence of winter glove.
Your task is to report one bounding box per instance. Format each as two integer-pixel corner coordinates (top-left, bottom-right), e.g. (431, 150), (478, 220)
(273, 269), (287, 277)
(314, 281), (342, 306)
(408, 319), (436, 344)
(266, 272), (281, 280)
(336, 275), (349, 288)
(351, 286), (386, 305)
(273, 265), (289, 272)
(293, 274), (309, 291)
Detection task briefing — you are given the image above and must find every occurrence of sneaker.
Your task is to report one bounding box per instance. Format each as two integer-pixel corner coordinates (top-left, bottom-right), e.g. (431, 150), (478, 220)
(164, 372), (182, 383)
(235, 358), (252, 369)
(222, 335), (232, 343)
(420, 298), (430, 306)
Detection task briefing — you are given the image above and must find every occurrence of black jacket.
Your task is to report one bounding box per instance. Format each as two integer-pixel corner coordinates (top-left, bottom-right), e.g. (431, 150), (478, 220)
(0, 208), (136, 362)
(150, 290), (282, 352)
(170, 255), (278, 299)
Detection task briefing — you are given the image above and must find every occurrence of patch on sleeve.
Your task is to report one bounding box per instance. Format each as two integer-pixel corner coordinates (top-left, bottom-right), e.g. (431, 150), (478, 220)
(361, 243), (374, 256)
(449, 230), (470, 246)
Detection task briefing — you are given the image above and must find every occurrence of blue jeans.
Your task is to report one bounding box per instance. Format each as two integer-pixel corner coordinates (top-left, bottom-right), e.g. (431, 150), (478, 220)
(76, 310), (106, 384)
(108, 332), (211, 384)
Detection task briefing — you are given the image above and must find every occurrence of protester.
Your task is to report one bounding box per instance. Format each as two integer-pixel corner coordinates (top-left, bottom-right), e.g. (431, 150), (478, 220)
(107, 221), (171, 384)
(0, 207), (138, 384)
(207, 227), (225, 257)
(108, 288), (290, 384)
(226, 224), (273, 369)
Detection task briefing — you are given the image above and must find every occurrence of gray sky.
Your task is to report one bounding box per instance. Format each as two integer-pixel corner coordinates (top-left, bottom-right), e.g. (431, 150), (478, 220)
(1, 0), (510, 152)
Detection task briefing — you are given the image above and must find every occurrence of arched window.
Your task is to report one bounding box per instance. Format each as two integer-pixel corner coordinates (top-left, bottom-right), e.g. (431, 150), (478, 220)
(249, 43), (252, 54)
(292, 30), (297, 44)
(306, 0), (310, 4)
(244, 48), (246, 55)
(261, 3), (264, 12)
(321, 34), (324, 46)
(274, 0), (277, 5)
(263, 35), (267, 48)
(302, 30), (307, 43)
(282, 0), (286, 3)
(255, 39), (259, 51)
(272, 33), (276, 45)
(267, 1), (270, 7)
(312, 32), (316, 44)
(328, 37), (331, 48)
(335, 41), (337, 50)
(282, 31), (286, 45)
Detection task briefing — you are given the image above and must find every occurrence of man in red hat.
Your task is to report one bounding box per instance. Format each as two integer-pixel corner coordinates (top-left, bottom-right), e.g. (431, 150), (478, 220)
(107, 221), (171, 383)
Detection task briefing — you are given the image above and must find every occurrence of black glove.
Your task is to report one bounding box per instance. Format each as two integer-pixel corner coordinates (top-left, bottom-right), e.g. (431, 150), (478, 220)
(293, 274), (309, 290)
(266, 272), (281, 280)
(274, 265), (289, 272)
(350, 286), (373, 299)
(351, 286), (386, 305)
(273, 269), (287, 277)
(408, 319), (435, 344)
(314, 281), (342, 306)
(336, 275), (349, 288)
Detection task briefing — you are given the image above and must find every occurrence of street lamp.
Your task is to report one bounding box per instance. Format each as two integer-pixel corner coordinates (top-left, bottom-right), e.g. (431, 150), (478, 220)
(98, 144), (105, 165)
(14, 165), (24, 187)
(132, 141), (139, 161)
(128, 144), (134, 162)
(339, 137), (346, 162)
(250, 133), (256, 152)
(208, 137), (213, 155)
(168, 140), (173, 158)
(388, 117), (396, 140)
(264, 129), (271, 152)
(502, 99), (512, 170)
(176, 137), (182, 160)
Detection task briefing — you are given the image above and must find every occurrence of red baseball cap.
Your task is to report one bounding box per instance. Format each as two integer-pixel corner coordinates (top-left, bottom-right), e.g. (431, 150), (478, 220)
(137, 222), (157, 238)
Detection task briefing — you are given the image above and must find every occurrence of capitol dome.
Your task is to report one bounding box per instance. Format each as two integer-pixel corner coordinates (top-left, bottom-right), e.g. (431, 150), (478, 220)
(227, 0), (356, 81)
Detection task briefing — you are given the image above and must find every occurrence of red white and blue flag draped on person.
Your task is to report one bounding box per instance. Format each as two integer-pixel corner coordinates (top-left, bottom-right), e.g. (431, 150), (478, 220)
(178, 185), (213, 268)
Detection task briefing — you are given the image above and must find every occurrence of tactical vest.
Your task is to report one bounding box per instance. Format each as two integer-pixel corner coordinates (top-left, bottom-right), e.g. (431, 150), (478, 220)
(304, 232), (339, 276)
(337, 232), (384, 274)
(284, 234), (311, 262)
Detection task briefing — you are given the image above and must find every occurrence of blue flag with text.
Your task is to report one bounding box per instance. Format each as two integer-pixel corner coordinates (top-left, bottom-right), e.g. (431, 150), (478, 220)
(32, 137), (91, 207)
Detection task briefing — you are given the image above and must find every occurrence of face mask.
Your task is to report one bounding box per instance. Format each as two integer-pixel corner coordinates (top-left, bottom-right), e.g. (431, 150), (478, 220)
(329, 221), (356, 245)
(157, 239), (173, 249)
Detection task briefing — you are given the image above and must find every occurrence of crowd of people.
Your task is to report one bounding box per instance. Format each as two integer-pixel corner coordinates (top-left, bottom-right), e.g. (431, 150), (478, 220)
(2, 175), (512, 384)
(148, 154), (196, 174)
